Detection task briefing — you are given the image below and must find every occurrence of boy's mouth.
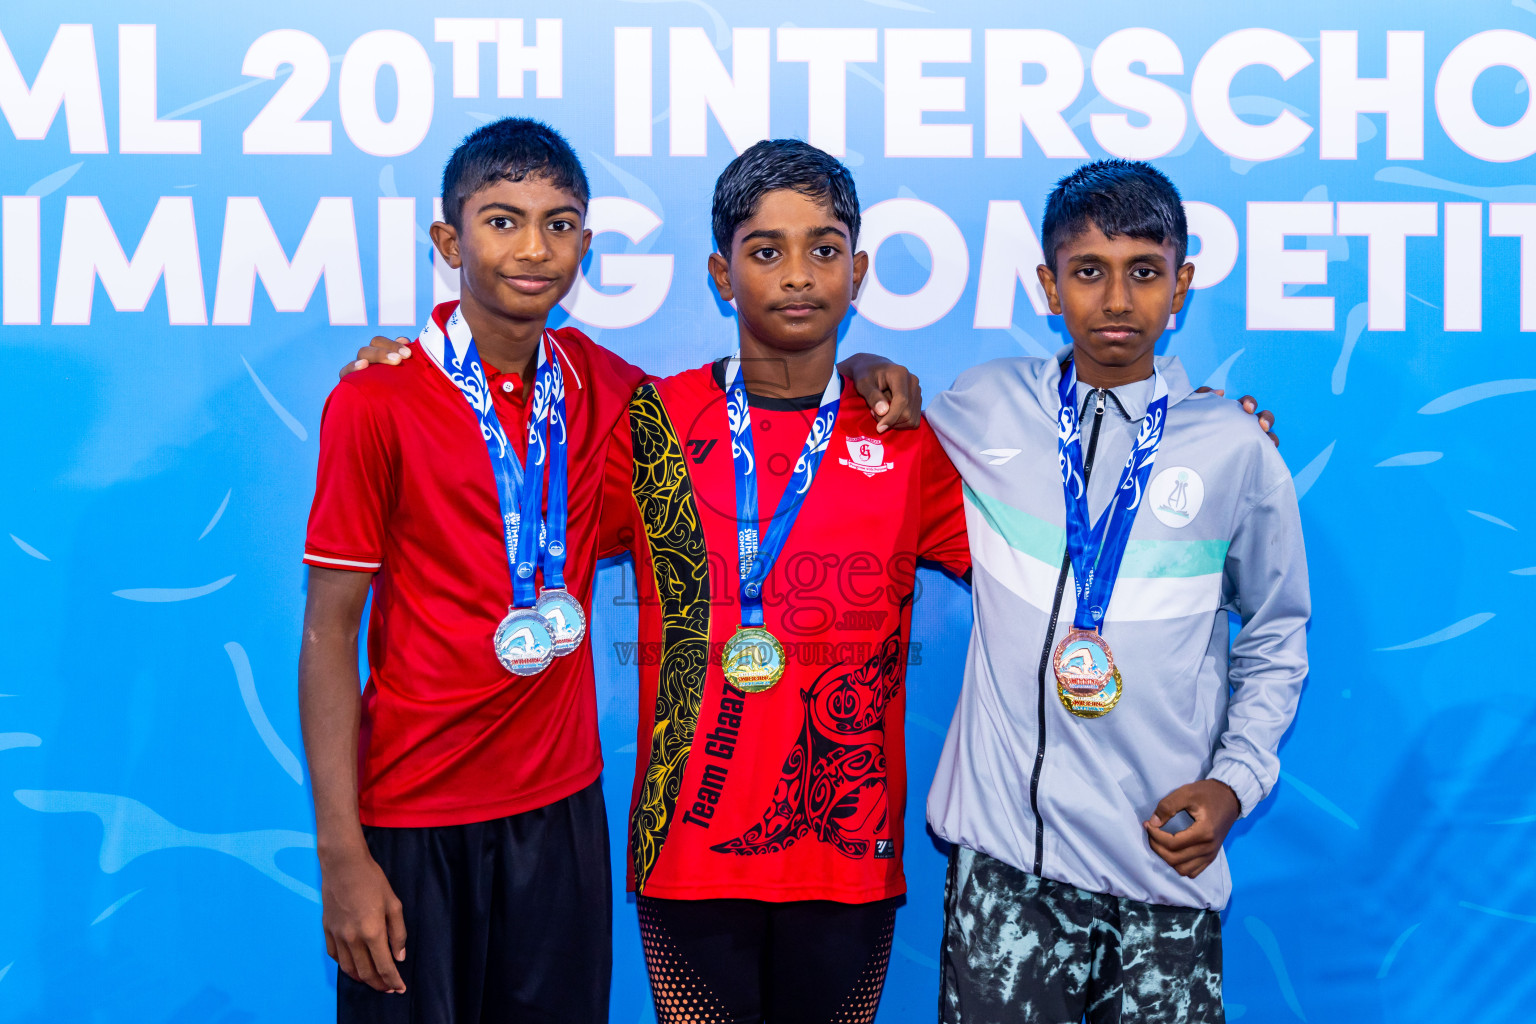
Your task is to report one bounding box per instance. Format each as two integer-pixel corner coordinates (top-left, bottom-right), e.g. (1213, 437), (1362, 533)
(1092, 325), (1140, 341)
(775, 301), (822, 318)
(503, 274), (558, 294)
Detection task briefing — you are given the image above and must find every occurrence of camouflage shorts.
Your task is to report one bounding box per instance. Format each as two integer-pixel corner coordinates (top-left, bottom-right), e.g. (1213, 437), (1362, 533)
(939, 847), (1223, 1024)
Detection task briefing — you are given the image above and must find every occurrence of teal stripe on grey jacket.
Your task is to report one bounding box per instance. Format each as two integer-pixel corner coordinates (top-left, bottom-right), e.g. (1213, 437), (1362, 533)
(924, 350), (1309, 911)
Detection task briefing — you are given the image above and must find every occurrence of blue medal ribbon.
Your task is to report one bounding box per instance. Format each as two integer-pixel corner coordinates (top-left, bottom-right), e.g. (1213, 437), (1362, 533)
(510, 329), (568, 601)
(1056, 360), (1169, 632)
(725, 354), (842, 629)
(539, 352), (570, 592)
(424, 305), (568, 609)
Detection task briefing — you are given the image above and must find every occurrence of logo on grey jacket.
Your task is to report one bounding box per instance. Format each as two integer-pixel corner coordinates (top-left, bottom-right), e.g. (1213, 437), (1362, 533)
(979, 448), (1020, 466)
(1150, 466), (1204, 528)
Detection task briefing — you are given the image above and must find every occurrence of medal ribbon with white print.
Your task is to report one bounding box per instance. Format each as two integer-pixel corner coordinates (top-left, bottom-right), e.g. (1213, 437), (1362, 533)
(420, 303), (569, 609)
(725, 353), (842, 630)
(1055, 360), (1168, 632)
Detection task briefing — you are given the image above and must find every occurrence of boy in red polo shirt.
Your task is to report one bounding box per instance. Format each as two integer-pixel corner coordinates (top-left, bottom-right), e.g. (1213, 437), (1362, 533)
(299, 119), (640, 1022)
(301, 119), (923, 1023)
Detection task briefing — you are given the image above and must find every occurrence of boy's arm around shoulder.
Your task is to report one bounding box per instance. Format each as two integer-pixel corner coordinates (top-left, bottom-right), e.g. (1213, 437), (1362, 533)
(836, 352), (923, 433)
(1208, 438), (1311, 816)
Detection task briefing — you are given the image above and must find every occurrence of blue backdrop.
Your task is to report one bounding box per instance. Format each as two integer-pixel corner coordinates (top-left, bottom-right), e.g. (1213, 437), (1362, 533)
(5, 1), (1536, 1020)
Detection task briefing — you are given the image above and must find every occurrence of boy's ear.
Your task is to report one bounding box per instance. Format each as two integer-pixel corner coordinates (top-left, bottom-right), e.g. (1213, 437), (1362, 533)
(852, 250), (869, 298)
(708, 251), (734, 303)
(1036, 264), (1063, 316)
(430, 221), (462, 270)
(1171, 260), (1195, 314)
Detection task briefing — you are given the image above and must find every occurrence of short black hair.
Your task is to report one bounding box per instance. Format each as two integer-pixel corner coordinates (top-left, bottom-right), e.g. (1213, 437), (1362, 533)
(711, 139), (860, 256)
(1041, 159), (1187, 272)
(440, 117), (590, 230)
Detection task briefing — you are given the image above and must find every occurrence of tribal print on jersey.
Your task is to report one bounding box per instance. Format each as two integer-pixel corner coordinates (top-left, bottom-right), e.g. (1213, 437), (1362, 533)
(712, 605), (910, 861)
(629, 384), (711, 892)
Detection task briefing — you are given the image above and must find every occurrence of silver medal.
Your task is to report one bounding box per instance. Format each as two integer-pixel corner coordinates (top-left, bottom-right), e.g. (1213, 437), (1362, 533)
(534, 588), (587, 656)
(494, 607), (556, 676)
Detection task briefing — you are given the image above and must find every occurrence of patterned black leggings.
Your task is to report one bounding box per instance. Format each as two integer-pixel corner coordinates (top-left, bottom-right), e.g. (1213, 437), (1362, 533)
(940, 847), (1224, 1024)
(637, 895), (897, 1024)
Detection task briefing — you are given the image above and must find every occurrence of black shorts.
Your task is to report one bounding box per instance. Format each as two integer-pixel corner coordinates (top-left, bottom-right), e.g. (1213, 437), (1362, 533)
(337, 777), (611, 1024)
(636, 894), (898, 1024)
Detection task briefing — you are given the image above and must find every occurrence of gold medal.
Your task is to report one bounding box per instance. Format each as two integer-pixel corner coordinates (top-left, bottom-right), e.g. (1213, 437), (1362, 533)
(721, 627), (785, 694)
(1052, 627), (1123, 718)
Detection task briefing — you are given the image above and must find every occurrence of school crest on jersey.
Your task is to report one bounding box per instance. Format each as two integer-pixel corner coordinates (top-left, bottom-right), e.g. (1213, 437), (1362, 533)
(838, 436), (894, 477)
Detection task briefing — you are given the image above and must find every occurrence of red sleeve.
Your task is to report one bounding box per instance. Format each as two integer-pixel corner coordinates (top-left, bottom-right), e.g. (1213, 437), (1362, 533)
(597, 399), (639, 559)
(573, 331), (650, 560)
(916, 418), (970, 577)
(303, 380), (394, 572)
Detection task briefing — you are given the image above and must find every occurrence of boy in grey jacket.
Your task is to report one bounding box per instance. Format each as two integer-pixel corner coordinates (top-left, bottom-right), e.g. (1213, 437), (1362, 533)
(925, 161), (1308, 1023)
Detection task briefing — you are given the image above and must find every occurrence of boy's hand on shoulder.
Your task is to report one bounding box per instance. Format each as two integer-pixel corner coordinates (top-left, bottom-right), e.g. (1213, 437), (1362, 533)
(1195, 387), (1277, 447)
(339, 336), (414, 379)
(839, 352), (922, 433)
(320, 844), (408, 994)
(1143, 780), (1242, 879)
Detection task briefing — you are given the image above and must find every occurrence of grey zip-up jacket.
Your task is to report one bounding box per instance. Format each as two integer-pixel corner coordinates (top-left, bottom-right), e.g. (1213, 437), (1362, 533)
(925, 350), (1309, 910)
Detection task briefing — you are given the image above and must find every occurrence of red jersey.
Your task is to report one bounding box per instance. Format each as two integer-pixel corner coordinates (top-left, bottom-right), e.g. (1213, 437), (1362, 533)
(304, 301), (647, 828)
(602, 360), (969, 903)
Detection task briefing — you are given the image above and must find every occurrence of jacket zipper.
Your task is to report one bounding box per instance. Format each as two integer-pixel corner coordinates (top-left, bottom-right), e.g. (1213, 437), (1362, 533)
(1029, 388), (1106, 875)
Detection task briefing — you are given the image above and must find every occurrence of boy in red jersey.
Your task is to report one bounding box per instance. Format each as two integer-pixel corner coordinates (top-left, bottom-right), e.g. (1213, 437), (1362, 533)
(302, 119), (921, 1023)
(299, 118), (641, 1022)
(599, 139), (971, 1023)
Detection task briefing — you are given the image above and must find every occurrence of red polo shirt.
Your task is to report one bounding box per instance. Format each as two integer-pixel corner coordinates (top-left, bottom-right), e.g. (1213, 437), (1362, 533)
(304, 301), (647, 827)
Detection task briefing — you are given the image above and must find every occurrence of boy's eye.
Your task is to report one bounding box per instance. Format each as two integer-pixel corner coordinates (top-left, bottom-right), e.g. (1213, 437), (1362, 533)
(489, 216), (513, 230)
(1076, 266), (1102, 280)
(753, 246), (780, 261)
(812, 245), (840, 259)
(548, 218), (573, 232)
(1132, 266), (1158, 280)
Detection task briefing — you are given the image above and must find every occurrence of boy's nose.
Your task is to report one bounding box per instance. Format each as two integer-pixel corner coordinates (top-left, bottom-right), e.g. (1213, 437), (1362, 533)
(781, 253), (813, 288)
(1103, 276), (1133, 314)
(513, 226), (551, 261)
